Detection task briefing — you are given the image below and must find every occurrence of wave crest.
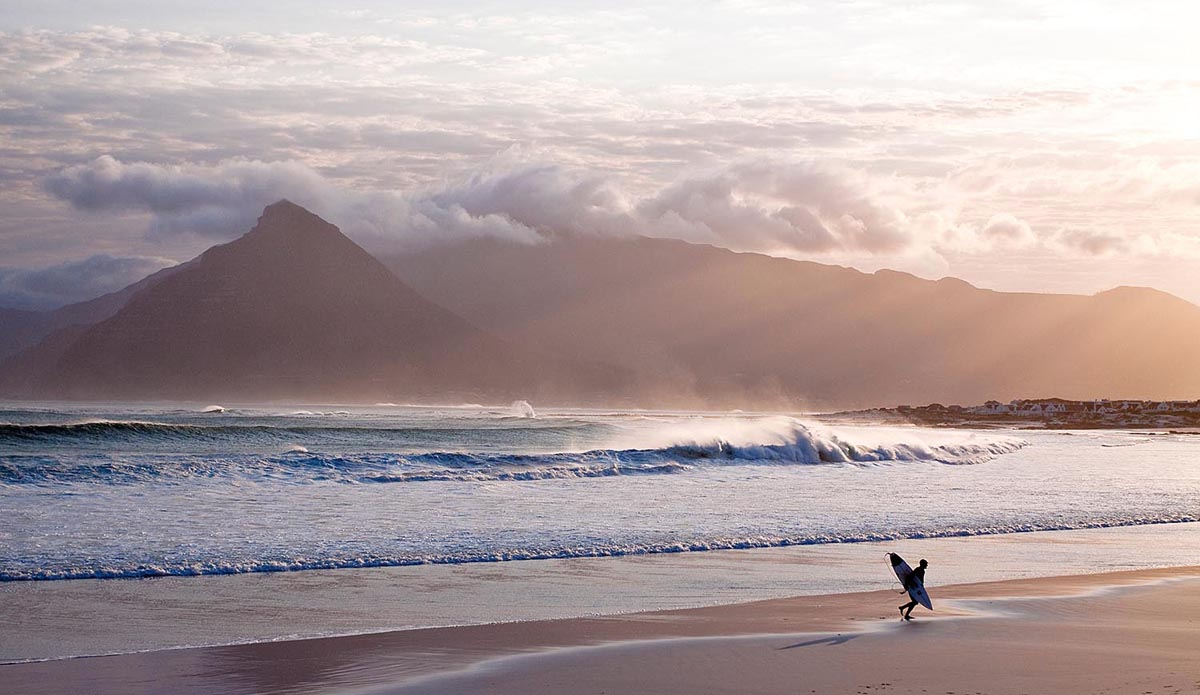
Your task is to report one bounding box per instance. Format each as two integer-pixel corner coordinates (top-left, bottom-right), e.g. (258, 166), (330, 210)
(0, 418), (1026, 487)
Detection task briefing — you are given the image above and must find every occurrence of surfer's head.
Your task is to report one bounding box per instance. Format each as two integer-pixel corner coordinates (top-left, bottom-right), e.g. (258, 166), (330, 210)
(918, 559), (928, 568)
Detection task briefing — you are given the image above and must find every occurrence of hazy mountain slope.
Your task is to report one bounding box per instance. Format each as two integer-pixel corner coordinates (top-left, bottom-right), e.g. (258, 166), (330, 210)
(388, 236), (1200, 409)
(0, 264), (182, 361)
(0, 308), (56, 361)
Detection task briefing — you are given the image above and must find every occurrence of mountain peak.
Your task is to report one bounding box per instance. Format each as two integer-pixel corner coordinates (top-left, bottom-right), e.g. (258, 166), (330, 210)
(260, 198), (314, 219)
(200, 201), (359, 271)
(245, 200), (336, 240)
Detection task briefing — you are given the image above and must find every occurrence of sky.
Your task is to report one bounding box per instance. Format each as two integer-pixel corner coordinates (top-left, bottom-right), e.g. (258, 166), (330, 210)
(2, 0), (1200, 308)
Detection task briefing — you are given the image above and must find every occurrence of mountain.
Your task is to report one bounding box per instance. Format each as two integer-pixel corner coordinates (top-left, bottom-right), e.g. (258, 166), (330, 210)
(8, 207), (1199, 409)
(0, 201), (594, 402)
(0, 263), (182, 361)
(0, 307), (55, 360)
(386, 235), (1200, 409)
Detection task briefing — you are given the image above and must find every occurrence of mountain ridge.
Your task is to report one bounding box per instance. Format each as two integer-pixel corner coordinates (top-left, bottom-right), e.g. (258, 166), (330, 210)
(386, 234), (1200, 409)
(4, 202), (1199, 409)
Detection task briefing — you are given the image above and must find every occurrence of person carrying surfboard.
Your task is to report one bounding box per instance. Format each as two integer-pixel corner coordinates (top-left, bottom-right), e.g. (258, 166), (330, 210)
(899, 558), (929, 620)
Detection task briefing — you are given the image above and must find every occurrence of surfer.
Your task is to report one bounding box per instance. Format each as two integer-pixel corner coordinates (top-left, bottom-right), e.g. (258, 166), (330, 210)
(899, 558), (928, 620)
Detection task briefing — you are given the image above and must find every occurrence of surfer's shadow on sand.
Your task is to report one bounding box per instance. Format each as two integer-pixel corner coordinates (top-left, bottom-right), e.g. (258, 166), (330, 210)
(778, 634), (862, 649)
(778, 612), (942, 651)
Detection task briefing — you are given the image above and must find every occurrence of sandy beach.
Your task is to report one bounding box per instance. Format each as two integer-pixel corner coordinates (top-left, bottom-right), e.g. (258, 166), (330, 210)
(4, 566), (1199, 694)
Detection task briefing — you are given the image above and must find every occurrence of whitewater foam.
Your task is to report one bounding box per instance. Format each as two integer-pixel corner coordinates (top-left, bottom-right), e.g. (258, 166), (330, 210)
(0, 418), (1024, 487)
(4, 514), (1196, 582)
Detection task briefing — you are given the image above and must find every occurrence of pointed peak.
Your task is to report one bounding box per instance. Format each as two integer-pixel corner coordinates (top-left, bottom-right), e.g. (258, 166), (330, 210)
(257, 199), (325, 224)
(243, 199), (341, 242)
(197, 199), (360, 269)
(263, 198), (302, 211)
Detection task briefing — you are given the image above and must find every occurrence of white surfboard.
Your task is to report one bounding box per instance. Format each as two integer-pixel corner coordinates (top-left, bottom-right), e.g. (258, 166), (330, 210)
(888, 552), (932, 610)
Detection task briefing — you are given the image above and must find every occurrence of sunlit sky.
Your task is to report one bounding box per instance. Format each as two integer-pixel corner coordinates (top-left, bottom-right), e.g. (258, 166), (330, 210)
(3, 0), (1200, 308)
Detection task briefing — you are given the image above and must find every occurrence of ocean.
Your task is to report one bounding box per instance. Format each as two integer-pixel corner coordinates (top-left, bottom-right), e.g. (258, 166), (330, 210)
(2, 402), (1199, 661)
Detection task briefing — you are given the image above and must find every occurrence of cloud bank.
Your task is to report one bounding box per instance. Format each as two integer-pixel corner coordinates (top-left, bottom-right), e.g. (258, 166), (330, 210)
(40, 154), (1066, 284)
(5, 15), (1200, 304)
(0, 254), (175, 310)
(37, 155), (950, 256)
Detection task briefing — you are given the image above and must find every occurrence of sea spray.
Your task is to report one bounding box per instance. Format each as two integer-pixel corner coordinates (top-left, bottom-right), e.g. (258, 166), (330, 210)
(0, 417), (1026, 487)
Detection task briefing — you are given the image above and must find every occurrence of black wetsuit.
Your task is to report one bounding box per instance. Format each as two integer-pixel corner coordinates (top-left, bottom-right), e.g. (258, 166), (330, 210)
(900, 565), (927, 618)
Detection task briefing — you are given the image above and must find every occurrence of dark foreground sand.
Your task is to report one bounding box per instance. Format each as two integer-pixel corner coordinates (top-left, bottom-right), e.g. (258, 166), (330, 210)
(4, 567), (1199, 694)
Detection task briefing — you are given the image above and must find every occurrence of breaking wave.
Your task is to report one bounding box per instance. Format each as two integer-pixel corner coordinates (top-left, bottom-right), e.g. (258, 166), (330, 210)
(0, 419), (1026, 487)
(0, 419), (592, 446)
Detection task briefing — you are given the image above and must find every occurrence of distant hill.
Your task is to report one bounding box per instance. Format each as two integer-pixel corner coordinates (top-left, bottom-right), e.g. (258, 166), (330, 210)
(0, 201), (605, 403)
(0, 263), (181, 361)
(386, 236), (1200, 409)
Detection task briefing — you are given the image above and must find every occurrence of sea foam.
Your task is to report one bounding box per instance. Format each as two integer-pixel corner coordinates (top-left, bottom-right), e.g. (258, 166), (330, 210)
(0, 418), (1025, 487)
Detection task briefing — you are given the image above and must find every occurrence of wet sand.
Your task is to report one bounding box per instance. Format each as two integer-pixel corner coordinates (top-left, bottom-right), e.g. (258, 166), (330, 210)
(4, 566), (1199, 694)
(10, 522), (1200, 664)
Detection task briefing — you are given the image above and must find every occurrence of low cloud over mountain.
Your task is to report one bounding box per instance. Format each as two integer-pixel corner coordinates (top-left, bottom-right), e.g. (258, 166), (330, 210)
(0, 253), (174, 310)
(41, 155), (1034, 266)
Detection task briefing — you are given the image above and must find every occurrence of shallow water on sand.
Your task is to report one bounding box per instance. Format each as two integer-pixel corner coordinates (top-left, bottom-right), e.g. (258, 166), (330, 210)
(2, 515), (1198, 661)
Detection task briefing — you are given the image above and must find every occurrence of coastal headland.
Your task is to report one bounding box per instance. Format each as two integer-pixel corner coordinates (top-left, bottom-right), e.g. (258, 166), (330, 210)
(829, 397), (1200, 430)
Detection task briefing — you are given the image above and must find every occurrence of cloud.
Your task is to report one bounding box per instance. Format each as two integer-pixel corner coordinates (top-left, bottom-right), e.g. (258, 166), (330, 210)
(3, 16), (1200, 304)
(1054, 228), (1127, 256)
(40, 155), (936, 258)
(980, 213), (1033, 242)
(41, 156), (618, 250)
(0, 28), (487, 85)
(638, 161), (911, 253)
(0, 254), (175, 310)
(44, 155), (332, 238)
(977, 213), (1037, 248)
(36, 153), (1200, 299)
(8, 29), (1197, 278)
(45, 155), (327, 214)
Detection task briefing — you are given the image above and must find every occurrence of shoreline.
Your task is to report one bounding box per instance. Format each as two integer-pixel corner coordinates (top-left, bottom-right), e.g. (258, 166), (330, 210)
(397, 568), (1200, 695)
(6, 521), (1200, 666)
(4, 565), (1199, 694)
(6, 522), (1200, 666)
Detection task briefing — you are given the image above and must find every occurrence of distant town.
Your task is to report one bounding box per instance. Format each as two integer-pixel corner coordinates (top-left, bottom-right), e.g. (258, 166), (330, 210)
(835, 398), (1200, 429)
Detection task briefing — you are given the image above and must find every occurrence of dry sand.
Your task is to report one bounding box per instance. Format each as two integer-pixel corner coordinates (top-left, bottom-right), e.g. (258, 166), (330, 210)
(4, 567), (1199, 694)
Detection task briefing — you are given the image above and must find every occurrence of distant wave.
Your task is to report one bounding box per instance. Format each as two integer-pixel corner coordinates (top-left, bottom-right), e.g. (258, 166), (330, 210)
(0, 419), (593, 445)
(2, 514), (1192, 582)
(0, 420), (1026, 487)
